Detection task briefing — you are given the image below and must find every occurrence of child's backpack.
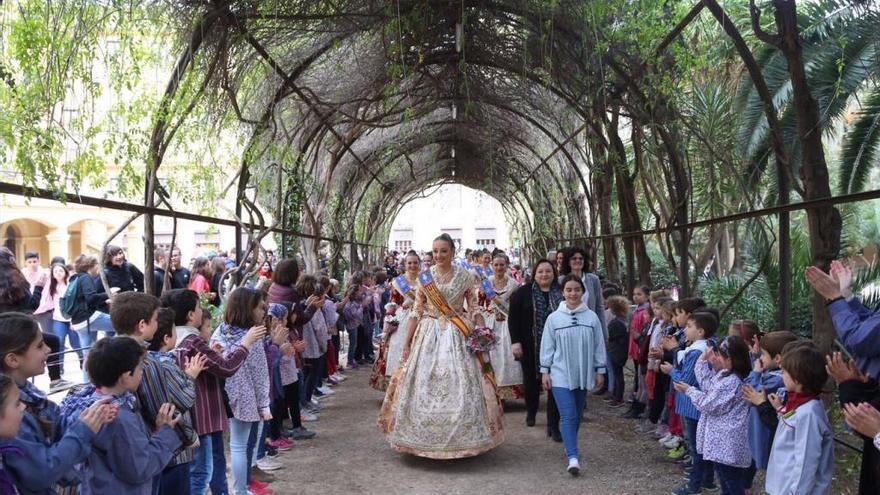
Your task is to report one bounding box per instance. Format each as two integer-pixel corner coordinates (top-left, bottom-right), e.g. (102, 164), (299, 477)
(59, 274), (87, 319)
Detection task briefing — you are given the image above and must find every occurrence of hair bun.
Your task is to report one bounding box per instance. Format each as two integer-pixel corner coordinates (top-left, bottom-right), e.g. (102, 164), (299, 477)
(434, 233), (456, 250)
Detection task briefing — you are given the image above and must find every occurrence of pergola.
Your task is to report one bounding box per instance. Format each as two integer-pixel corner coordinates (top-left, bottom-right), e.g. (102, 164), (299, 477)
(7, 0), (874, 350)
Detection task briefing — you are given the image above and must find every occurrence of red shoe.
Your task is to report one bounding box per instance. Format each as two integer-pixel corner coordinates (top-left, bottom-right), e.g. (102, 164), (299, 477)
(249, 481), (273, 495)
(269, 438), (294, 451)
(251, 479), (271, 489)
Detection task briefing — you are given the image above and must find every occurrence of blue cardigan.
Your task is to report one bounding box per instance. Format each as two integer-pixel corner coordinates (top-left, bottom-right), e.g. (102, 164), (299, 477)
(0, 382), (95, 495)
(744, 368), (784, 469)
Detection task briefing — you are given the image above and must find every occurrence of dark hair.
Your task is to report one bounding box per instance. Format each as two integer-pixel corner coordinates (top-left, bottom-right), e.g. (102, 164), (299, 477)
(607, 295), (631, 317)
(674, 297), (706, 315)
(374, 272), (388, 285)
(602, 286), (621, 299)
(295, 274), (318, 296)
(48, 262), (69, 297)
(0, 373), (16, 415)
(224, 287), (264, 328)
(531, 258), (558, 281)
(210, 256), (226, 281)
(160, 289), (200, 326)
(102, 245), (124, 268)
(779, 341), (827, 395)
(154, 248), (168, 263)
(492, 252), (510, 265)
(272, 259), (300, 286)
(87, 336), (145, 388)
(191, 256), (211, 279)
(560, 274), (586, 292)
(729, 319), (763, 342)
(24, 251), (39, 261)
(0, 249), (29, 307)
(759, 331), (800, 359)
(560, 246), (588, 275)
(0, 313), (41, 372)
(111, 292), (161, 335)
(660, 299), (677, 315)
(73, 253), (99, 274)
(688, 308), (720, 337)
(717, 335), (751, 380)
(49, 256), (65, 266)
(433, 233), (455, 251)
(633, 285), (651, 298)
(148, 308), (176, 352)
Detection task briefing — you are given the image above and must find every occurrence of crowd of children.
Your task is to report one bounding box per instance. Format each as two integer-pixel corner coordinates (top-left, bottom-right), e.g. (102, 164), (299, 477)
(2, 251), (880, 494)
(599, 284), (838, 495)
(0, 254), (387, 495)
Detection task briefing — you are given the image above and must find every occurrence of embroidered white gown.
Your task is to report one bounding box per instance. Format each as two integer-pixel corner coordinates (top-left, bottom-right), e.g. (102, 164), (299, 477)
(378, 265), (505, 459)
(485, 276), (524, 399)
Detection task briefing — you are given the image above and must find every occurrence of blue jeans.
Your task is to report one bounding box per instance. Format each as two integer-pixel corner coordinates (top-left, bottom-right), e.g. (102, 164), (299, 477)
(51, 319), (83, 364)
(255, 420), (268, 461)
(190, 433), (213, 495)
(229, 418), (260, 495)
(684, 417), (715, 490)
(74, 312), (115, 356)
(552, 387), (588, 460)
(209, 430), (229, 495)
(346, 327), (358, 363)
(715, 463), (746, 495)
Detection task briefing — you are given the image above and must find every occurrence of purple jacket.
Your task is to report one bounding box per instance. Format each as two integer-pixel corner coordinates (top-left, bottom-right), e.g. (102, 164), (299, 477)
(685, 358), (751, 468)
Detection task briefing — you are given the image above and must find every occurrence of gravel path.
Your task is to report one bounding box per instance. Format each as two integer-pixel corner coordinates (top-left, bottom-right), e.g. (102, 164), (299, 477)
(267, 367), (683, 495)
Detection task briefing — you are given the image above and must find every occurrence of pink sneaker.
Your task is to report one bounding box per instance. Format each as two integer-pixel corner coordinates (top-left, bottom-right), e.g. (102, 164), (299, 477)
(269, 438), (293, 451)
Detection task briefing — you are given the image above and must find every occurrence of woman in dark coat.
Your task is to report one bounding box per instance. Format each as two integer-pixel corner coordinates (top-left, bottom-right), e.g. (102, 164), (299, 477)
(508, 258), (563, 441)
(0, 247), (65, 388)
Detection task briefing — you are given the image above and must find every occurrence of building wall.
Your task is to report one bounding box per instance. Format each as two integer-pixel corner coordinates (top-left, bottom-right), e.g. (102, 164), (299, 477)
(0, 194), (276, 269)
(388, 184), (510, 253)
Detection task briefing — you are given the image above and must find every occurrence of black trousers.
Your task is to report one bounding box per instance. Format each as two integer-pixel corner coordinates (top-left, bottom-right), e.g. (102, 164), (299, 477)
(519, 357), (559, 432)
(609, 357), (626, 402)
(43, 332), (62, 381)
(281, 382), (302, 429)
(648, 370), (670, 423)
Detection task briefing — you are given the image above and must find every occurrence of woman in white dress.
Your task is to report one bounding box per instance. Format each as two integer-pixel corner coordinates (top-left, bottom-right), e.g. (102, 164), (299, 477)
(485, 253), (524, 400)
(378, 234), (504, 459)
(384, 252), (420, 379)
(371, 252), (420, 391)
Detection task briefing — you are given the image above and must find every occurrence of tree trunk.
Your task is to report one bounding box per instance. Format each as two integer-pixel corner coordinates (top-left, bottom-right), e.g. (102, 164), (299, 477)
(630, 122), (653, 285)
(589, 135), (621, 284)
(768, 0), (842, 350)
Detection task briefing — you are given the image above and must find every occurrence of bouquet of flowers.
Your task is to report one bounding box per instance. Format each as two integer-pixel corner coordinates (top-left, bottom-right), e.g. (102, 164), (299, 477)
(383, 302), (400, 327)
(466, 326), (497, 354)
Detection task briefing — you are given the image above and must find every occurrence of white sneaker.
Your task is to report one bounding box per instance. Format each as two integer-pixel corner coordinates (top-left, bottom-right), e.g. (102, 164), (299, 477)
(658, 433), (674, 444)
(567, 458), (580, 476)
(301, 411), (319, 422)
(317, 386), (335, 395)
(331, 373), (346, 382)
(661, 436), (682, 449)
(256, 456), (283, 471)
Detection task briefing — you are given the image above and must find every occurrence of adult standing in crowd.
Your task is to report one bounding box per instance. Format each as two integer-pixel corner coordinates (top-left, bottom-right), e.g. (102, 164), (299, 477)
(209, 256), (227, 306)
(508, 258), (563, 439)
(23, 251), (52, 334)
(68, 253), (115, 358)
(170, 247), (191, 289)
(97, 245), (144, 296)
(0, 247), (66, 391)
(153, 248), (170, 297)
(189, 256), (213, 297)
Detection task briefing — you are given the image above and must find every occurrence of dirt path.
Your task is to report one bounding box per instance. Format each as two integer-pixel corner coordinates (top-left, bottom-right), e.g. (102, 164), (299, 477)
(267, 367), (683, 495)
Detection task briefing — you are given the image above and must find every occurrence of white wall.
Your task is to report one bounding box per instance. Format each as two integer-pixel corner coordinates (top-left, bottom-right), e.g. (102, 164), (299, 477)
(388, 184), (511, 253)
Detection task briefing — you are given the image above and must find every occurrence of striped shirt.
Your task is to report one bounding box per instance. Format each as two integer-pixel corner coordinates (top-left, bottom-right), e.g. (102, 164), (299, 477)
(175, 328), (249, 436)
(139, 347), (197, 465)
